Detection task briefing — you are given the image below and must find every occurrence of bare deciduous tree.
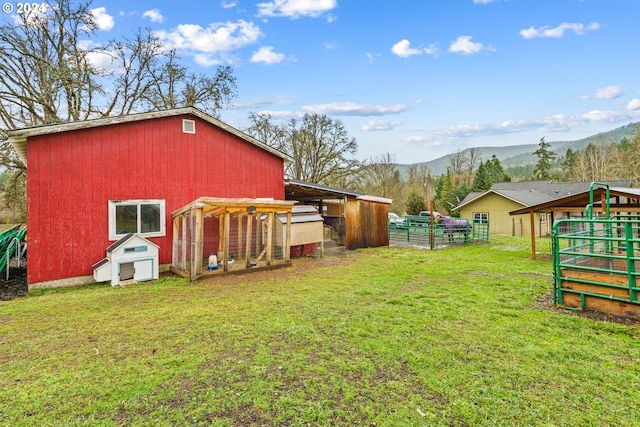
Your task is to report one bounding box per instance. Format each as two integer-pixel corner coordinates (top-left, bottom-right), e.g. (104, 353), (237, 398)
(245, 112), (360, 188)
(0, 0), (237, 169)
(448, 149), (468, 175)
(0, 0), (237, 220)
(359, 153), (404, 211)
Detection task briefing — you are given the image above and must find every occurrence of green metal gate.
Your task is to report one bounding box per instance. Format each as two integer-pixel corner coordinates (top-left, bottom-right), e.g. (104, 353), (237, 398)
(552, 183), (640, 313)
(388, 216), (489, 248)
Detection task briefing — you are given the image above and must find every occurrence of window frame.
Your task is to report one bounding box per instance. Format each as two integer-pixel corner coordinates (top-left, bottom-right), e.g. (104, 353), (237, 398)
(540, 213), (547, 224)
(473, 212), (489, 224)
(182, 119), (195, 134)
(108, 199), (166, 240)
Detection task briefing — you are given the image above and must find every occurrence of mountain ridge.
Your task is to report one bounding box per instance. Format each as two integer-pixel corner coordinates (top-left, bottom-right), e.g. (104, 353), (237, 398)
(396, 122), (639, 176)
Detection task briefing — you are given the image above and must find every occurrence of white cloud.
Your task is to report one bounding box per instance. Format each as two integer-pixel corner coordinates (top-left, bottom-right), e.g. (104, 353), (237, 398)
(142, 9), (164, 23)
(473, 0), (495, 3)
(77, 40), (121, 73)
(391, 39), (439, 58)
(302, 102), (409, 116)
(251, 46), (287, 64)
(366, 52), (381, 63)
(156, 20), (262, 65)
(581, 85), (623, 100)
(391, 39), (421, 58)
(231, 96), (296, 110)
(257, 0), (337, 19)
(581, 109), (640, 122)
(90, 7), (114, 31)
(194, 53), (223, 67)
(627, 99), (640, 110)
(362, 119), (402, 131)
(414, 108), (640, 144)
(520, 22), (600, 39)
(255, 110), (303, 121)
(448, 35), (493, 55)
(221, 0), (237, 8)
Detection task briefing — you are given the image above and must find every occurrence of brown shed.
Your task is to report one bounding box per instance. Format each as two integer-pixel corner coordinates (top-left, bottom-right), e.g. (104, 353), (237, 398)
(284, 179), (392, 250)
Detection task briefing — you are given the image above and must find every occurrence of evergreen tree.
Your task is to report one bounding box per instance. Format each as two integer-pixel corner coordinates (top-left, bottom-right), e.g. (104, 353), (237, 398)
(471, 161), (488, 191)
(472, 155), (510, 191)
(561, 148), (577, 179)
(533, 137), (557, 180)
(405, 189), (426, 215)
(435, 170), (456, 214)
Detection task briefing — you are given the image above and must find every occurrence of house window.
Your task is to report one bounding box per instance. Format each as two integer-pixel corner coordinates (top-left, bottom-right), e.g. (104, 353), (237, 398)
(540, 213), (547, 224)
(109, 200), (165, 240)
(182, 119), (195, 134)
(473, 212), (489, 224)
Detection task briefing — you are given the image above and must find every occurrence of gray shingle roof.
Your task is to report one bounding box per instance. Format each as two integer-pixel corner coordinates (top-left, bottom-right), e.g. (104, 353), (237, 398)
(455, 180), (631, 210)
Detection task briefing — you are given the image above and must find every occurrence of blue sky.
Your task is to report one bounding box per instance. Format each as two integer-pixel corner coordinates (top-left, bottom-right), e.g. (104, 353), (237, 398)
(3, 0), (640, 164)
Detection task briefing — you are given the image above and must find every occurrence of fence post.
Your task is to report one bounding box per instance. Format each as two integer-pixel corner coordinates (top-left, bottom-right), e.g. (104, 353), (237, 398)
(625, 221), (637, 302)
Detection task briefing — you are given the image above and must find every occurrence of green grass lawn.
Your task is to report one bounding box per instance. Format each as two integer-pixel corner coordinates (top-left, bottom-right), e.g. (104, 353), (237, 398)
(1, 236), (639, 426)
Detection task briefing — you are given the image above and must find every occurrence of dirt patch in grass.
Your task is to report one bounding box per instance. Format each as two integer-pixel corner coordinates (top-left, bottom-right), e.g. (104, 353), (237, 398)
(196, 250), (355, 288)
(0, 248), (354, 302)
(0, 267), (27, 301)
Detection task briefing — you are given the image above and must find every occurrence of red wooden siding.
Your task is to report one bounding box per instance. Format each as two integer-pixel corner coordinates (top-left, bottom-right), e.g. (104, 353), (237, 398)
(26, 115), (285, 284)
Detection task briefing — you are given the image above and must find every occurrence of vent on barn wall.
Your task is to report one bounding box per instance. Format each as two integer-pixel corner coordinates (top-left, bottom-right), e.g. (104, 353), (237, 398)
(183, 119), (195, 134)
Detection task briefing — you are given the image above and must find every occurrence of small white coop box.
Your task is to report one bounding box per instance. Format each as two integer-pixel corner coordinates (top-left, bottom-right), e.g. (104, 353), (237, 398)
(92, 233), (159, 286)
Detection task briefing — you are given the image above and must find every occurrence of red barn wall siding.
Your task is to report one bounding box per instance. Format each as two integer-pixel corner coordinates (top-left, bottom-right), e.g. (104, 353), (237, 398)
(26, 115), (285, 285)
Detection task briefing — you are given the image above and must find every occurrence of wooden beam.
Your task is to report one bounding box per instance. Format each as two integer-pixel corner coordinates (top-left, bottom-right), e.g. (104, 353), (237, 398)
(285, 211), (292, 262)
(266, 212), (274, 265)
(181, 216), (187, 271)
(529, 210), (536, 259)
(223, 211), (231, 272)
(193, 206), (204, 280)
(237, 213), (244, 261)
(172, 216), (179, 270)
(245, 214), (253, 268)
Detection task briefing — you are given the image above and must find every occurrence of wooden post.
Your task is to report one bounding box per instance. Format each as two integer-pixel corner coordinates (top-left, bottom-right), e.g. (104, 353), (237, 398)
(266, 212), (274, 265)
(194, 206), (204, 279)
(181, 215), (187, 271)
(223, 211), (231, 272)
(285, 211), (292, 262)
(172, 216), (179, 269)
(529, 210), (536, 260)
(237, 214), (243, 260)
(245, 214), (253, 268)
(429, 200), (435, 250)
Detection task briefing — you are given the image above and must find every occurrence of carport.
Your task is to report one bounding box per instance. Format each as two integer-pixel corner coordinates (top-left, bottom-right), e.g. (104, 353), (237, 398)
(284, 178), (391, 250)
(510, 185), (640, 259)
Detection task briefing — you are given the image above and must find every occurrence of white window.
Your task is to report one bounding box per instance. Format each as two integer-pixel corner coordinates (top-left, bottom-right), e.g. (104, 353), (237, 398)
(182, 119), (195, 134)
(473, 212), (489, 224)
(540, 213), (547, 224)
(109, 200), (166, 240)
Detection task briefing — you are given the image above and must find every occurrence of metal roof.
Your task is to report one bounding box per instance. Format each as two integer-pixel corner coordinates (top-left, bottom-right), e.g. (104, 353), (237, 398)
(284, 178), (364, 200)
(284, 178), (392, 204)
(509, 186), (640, 215)
(276, 205), (324, 224)
(454, 180), (631, 211)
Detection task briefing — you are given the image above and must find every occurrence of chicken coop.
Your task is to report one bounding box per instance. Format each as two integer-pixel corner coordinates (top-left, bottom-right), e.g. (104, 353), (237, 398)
(171, 197), (296, 280)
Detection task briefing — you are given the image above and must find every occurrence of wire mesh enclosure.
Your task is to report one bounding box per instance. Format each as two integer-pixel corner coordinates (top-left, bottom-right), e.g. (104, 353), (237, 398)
(171, 198), (295, 280)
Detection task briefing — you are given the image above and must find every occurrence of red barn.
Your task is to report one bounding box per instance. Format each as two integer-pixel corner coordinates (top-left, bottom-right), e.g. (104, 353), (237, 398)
(7, 107), (290, 289)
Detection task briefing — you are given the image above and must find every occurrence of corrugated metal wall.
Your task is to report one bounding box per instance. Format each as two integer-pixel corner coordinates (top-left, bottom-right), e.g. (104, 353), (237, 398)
(345, 198), (389, 250)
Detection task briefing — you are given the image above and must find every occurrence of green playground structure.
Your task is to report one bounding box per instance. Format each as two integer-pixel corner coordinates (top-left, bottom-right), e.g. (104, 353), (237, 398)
(0, 225), (27, 280)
